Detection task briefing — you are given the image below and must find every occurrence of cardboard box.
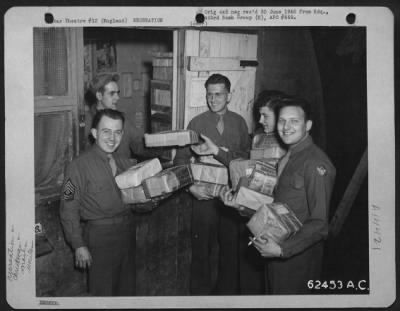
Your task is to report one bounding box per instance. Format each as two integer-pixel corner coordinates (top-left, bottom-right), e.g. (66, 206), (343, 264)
(190, 163), (228, 185)
(142, 165), (193, 198)
(235, 185), (274, 211)
(144, 130), (199, 147)
(246, 202), (302, 244)
(115, 158), (162, 189)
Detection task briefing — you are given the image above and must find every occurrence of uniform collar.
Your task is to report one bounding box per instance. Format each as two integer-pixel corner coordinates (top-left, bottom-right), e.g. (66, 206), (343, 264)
(288, 134), (313, 155)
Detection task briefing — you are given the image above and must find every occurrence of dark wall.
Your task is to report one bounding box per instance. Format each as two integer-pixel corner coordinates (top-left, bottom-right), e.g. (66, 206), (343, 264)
(311, 27), (369, 286)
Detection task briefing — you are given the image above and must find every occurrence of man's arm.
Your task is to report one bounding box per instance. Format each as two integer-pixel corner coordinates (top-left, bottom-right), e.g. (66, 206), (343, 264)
(59, 162), (92, 268)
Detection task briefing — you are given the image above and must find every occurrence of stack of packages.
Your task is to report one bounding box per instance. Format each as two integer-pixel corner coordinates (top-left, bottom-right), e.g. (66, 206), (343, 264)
(250, 133), (286, 160)
(190, 162), (228, 197)
(115, 158), (194, 211)
(144, 129), (199, 147)
(246, 202), (302, 244)
(231, 160), (277, 213)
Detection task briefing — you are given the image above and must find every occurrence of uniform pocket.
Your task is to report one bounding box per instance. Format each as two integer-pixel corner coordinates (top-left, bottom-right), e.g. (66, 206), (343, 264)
(290, 173), (304, 190)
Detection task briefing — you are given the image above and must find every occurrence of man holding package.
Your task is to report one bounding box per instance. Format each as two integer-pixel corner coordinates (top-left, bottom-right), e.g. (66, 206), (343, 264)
(60, 109), (136, 296)
(174, 73), (250, 295)
(252, 96), (336, 294)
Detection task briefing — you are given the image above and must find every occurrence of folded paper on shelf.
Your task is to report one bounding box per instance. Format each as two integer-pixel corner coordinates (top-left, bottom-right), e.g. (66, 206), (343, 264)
(115, 158), (162, 189)
(144, 130), (199, 147)
(246, 202), (303, 244)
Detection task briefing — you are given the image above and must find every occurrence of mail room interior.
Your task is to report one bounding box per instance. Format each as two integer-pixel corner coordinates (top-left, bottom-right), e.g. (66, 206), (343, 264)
(34, 26), (369, 296)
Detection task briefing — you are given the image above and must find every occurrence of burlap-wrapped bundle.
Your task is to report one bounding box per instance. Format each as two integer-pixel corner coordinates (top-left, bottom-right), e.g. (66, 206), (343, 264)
(246, 202), (302, 244)
(142, 165), (193, 198)
(144, 130), (199, 147)
(115, 158), (162, 189)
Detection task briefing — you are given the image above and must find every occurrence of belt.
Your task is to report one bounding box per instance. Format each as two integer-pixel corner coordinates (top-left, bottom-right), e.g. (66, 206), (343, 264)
(87, 214), (131, 225)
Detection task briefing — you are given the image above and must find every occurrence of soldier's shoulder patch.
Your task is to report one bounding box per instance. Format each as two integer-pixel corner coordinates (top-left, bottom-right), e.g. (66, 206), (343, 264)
(63, 178), (75, 200)
(316, 165), (327, 176)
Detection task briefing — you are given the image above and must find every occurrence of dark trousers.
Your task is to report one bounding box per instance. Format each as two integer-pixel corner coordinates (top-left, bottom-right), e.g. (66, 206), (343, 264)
(215, 202), (241, 295)
(238, 221), (265, 295)
(85, 220), (136, 296)
(190, 199), (219, 295)
(266, 241), (324, 294)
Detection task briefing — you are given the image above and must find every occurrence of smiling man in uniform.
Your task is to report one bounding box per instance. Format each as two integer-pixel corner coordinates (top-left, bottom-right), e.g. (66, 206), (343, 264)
(174, 73), (250, 295)
(253, 96), (336, 294)
(60, 109), (136, 296)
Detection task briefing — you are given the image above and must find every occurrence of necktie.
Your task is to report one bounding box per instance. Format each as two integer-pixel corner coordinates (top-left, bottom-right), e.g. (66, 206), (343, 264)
(108, 154), (118, 176)
(277, 150), (291, 177)
(216, 114), (224, 135)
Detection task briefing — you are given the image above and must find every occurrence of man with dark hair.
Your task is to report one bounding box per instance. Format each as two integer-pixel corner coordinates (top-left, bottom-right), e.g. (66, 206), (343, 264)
(85, 73), (157, 160)
(60, 108), (136, 296)
(174, 73), (251, 295)
(252, 97), (336, 294)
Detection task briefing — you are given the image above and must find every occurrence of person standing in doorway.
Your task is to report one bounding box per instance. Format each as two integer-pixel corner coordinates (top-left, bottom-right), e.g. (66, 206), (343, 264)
(174, 74), (251, 295)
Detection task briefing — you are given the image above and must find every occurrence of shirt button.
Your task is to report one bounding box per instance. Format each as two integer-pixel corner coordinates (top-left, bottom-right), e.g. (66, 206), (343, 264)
(194, 234), (199, 239)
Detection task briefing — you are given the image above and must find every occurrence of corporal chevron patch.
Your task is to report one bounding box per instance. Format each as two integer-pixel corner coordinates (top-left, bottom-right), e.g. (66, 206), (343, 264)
(63, 178), (75, 200)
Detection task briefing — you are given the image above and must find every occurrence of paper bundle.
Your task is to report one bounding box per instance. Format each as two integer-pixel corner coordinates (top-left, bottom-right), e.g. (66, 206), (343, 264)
(229, 159), (257, 191)
(235, 185), (274, 211)
(246, 202), (303, 244)
(144, 130), (199, 147)
(247, 161), (278, 196)
(115, 158), (162, 189)
(195, 182), (224, 198)
(142, 165), (193, 198)
(120, 185), (150, 204)
(250, 133), (286, 160)
(190, 163), (228, 185)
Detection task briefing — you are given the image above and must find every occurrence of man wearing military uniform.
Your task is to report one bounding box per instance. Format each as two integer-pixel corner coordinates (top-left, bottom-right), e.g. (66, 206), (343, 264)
(60, 109), (136, 296)
(85, 73), (158, 160)
(253, 97), (336, 294)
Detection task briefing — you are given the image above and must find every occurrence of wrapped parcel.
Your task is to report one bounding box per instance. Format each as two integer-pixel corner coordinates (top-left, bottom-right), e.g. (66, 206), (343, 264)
(246, 202), (302, 244)
(235, 183), (274, 211)
(142, 165), (193, 198)
(144, 130), (199, 147)
(190, 163), (228, 185)
(115, 158), (162, 189)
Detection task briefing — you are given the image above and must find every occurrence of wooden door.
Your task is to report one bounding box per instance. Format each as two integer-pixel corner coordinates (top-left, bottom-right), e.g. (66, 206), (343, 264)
(181, 30), (258, 133)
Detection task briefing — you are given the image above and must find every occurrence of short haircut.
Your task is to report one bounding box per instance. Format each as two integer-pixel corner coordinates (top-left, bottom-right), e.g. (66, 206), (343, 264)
(91, 108), (125, 130)
(85, 73), (120, 106)
(279, 96), (313, 121)
(204, 74), (231, 92)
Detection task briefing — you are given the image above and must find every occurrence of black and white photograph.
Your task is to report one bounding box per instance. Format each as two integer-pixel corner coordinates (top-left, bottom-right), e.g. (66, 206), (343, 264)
(4, 6), (396, 309)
